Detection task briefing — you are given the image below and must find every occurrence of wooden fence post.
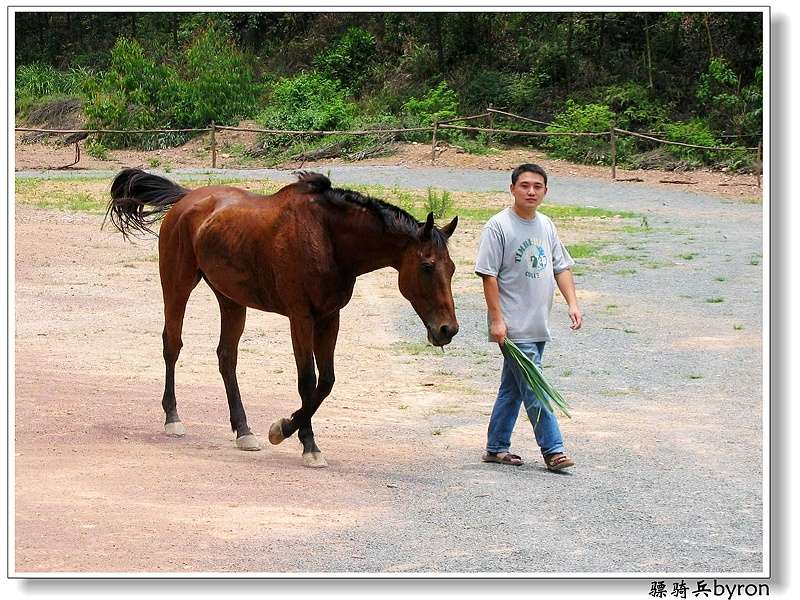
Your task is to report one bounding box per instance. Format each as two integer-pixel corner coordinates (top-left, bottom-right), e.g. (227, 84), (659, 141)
(431, 120), (439, 164)
(756, 138), (762, 189)
(610, 126), (617, 180)
(210, 121), (217, 169)
(487, 104), (494, 146)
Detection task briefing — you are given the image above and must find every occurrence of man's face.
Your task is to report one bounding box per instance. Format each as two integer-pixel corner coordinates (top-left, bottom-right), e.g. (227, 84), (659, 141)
(510, 171), (547, 212)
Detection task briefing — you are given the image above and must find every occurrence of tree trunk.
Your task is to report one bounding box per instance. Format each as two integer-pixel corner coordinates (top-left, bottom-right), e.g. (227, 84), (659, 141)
(704, 14), (715, 58)
(644, 14), (654, 89)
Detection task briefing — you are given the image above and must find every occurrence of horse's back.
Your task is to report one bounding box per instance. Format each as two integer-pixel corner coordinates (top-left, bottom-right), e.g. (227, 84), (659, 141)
(160, 183), (328, 313)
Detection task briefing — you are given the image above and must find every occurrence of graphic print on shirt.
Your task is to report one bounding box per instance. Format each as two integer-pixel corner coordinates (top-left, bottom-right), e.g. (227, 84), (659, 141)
(514, 237), (548, 279)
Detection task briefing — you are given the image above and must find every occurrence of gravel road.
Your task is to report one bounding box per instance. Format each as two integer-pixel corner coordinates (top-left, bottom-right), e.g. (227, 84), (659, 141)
(14, 166), (764, 575)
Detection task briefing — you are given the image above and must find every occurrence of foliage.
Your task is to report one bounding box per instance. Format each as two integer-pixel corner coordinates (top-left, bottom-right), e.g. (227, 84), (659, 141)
(424, 188), (454, 219)
(83, 38), (183, 148)
(82, 32), (259, 148)
(661, 118), (722, 166)
(15, 63), (93, 100)
(544, 100), (633, 165)
(697, 57), (762, 139)
(313, 26), (376, 94)
(85, 138), (110, 160)
(178, 27), (260, 127)
(402, 81), (460, 126)
(600, 82), (669, 130)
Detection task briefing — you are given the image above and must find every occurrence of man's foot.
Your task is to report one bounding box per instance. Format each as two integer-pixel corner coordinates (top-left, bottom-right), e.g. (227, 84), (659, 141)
(482, 451), (524, 466)
(543, 452), (575, 472)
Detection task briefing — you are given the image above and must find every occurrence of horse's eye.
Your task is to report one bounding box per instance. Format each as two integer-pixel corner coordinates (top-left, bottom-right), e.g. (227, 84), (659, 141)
(421, 261), (435, 272)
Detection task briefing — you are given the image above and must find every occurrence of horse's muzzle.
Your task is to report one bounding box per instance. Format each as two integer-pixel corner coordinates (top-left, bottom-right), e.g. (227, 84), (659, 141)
(427, 322), (459, 347)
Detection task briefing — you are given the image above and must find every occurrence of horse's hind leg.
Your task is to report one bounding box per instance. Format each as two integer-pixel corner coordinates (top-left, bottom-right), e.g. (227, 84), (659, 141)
(160, 266), (200, 437)
(211, 288), (259, 451)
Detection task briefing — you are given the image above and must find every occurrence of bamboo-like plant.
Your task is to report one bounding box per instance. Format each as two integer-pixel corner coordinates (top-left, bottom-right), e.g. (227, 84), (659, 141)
(502, 339), (571, 423)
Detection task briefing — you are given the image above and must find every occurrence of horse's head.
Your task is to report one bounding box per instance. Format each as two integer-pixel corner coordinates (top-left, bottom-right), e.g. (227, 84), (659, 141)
(397, 212), (459, 347)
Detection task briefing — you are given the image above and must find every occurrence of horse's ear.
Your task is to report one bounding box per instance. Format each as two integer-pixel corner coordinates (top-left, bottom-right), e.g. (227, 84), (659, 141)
(420, 211), (435, 239)
(441, 216), (458, 238)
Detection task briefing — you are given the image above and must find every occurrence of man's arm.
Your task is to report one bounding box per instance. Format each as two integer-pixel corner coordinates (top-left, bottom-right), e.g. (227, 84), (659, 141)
(480, 274), (508, 344)
(554, 269), (582, 330)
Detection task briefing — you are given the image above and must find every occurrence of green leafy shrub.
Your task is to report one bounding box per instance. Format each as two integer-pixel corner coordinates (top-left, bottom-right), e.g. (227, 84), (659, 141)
(85, 138), (110, 160)
(544, 100), (631, 164)
(460, 70), (514, 112)
(661, 118), (722, 166)
(402, 81), (460, 126)
(313, 26), (376, 94)
(177, 27), (260, 127)
(425, 188), (454, 219)
(696, 57), (762, 139)
(83, 38), (182, 148)
(253, 73), (357, 155)
(83, 31), (259, 149)
(600, 83), (669, 130)
(257, 73), (356, 132)
(506, 70), (549, 111)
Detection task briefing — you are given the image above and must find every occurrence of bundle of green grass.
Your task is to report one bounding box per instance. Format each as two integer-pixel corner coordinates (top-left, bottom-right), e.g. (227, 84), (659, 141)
(502, 339), (571, 422)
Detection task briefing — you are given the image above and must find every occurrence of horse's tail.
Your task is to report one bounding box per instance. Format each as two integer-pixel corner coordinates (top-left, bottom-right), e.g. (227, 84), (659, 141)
(105, 168), (190, 239)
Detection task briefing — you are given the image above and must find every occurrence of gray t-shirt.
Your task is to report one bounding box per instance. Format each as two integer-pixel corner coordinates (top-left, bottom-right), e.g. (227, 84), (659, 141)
(474, 207), (574, 342)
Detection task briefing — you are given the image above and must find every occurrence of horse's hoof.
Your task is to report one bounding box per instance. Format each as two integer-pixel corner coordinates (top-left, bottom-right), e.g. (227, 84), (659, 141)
(302, 452), (328, 468)
(165, 421), (186, 437)
(236, 434), (261, 451)
(268, 419), (288, 445)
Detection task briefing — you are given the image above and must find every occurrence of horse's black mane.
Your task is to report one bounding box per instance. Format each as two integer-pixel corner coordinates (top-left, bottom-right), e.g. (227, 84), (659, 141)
(294, 171), (447, 247)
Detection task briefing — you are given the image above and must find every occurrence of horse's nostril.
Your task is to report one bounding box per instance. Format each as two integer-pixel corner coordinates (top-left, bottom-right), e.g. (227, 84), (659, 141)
(440, 324), (459, 339)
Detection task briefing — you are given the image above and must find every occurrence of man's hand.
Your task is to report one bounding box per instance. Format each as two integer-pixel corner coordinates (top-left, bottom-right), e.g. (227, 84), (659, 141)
(568, 304), (582, 330)
(489, 318), (508, 345)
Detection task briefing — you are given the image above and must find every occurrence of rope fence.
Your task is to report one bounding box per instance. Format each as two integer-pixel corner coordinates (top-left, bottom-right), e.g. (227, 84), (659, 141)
(15, 108), (762, 185)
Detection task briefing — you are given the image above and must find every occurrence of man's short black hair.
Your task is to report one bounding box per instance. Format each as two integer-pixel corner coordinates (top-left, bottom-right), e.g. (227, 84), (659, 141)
(511, 163), (548, 186)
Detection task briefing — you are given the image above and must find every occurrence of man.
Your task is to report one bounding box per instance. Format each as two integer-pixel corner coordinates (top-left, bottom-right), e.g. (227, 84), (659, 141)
(474, 163), (582, 471)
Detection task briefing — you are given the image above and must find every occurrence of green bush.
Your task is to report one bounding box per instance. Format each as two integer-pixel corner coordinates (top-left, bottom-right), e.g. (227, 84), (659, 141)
(178, 27), (260, 127)
(402, 81), (460, 126)
(85, 138), (110, 160)
(254, 73), (357, 153)
(313, 26), (376, 94)
(83, 38), (182, 148)
(696, 57), (762, 139)
(507, 70), (549, 112)
(425, 188), (454, 219)
(257, 73), (356, 132)
(543, 100), (630, 165)
(460, 71), (514, 112)
(83, 31), (259, 149)
(600, 83), (669, 130)
(661, 118), (724, 166)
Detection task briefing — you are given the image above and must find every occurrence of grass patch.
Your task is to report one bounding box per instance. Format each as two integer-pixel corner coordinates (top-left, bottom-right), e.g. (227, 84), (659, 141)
(706, 297), (725, 303)
(390, 341), (442, 356)
(32, 192), (106, 213)
(616, 268), (637, 276)
(715, 276), (728, 282)
(733, 324), (744, 331)
(566, 242), (606, 258)
(679, 252), (699, 260)
(687, 374), (704, 380)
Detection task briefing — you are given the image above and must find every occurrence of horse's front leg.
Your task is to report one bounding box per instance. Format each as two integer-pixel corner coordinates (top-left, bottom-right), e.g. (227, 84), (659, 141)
(298, 312), (339, 467)
(269, 312), (339, 468)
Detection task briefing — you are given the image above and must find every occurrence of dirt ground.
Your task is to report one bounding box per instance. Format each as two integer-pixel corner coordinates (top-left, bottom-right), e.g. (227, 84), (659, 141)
(14, 125), (762, 201)
(12, 139), (764, 575)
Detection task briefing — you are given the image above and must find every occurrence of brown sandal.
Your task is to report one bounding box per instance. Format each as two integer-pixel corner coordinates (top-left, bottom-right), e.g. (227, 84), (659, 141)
(543, 453), (575, 471)
(482, 451), (524, 466)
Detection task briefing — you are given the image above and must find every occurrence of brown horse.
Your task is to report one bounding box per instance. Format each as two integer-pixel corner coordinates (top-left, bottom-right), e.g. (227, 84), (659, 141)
(106, 169), (459, 467)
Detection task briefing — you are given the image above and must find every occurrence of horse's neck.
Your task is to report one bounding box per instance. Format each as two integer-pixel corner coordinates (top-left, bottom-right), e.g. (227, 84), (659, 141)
(330, 210), (409, 276)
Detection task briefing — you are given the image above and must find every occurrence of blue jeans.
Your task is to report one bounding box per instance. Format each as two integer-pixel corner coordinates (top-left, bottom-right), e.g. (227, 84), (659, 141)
(486, 341), (566, 457)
